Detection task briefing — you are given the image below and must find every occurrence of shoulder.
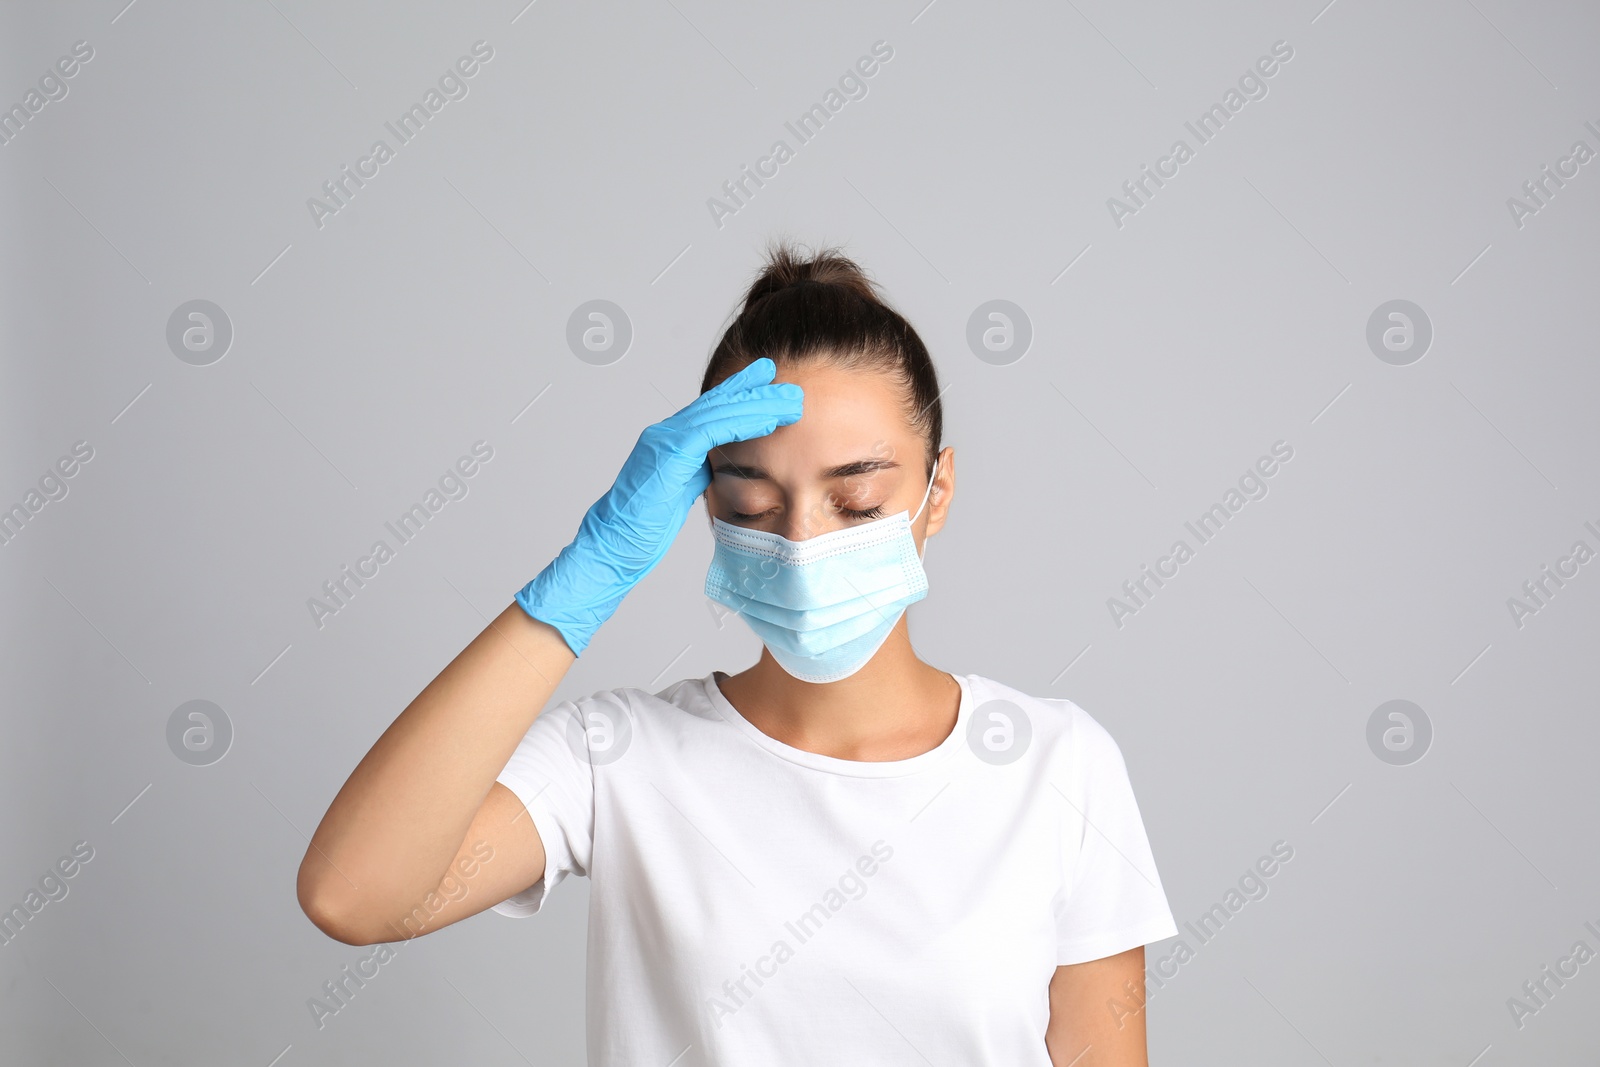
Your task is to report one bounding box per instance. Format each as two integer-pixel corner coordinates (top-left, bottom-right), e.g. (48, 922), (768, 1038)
(962, 674), (1129, 772)
(548, 674), (721, 730)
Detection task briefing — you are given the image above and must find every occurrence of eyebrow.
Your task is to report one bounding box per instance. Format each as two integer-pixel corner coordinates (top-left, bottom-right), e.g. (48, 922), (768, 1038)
(709, 457), (901, 481)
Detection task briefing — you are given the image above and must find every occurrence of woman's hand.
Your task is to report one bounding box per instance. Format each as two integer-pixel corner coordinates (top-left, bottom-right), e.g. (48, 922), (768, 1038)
(515, 356), (803, 656)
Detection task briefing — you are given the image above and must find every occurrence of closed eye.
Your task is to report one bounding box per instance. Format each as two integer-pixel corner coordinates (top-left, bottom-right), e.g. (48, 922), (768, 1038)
(728, 503), (886, 522)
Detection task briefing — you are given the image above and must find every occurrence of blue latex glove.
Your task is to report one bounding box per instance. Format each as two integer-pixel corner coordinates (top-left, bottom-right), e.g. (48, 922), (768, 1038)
(516, 357), (804, 656)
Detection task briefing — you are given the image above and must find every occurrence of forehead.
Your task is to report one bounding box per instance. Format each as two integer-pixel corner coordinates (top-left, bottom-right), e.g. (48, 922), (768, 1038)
(712, 360), (920, 471)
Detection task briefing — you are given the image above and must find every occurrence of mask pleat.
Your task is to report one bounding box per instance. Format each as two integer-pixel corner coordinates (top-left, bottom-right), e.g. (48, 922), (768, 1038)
(703, 505), (932, 682)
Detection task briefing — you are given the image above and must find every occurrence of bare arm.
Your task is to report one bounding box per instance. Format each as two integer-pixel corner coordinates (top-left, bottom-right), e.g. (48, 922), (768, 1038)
(1046, 947), (1149, 1067)
(296, 602), (575, 945)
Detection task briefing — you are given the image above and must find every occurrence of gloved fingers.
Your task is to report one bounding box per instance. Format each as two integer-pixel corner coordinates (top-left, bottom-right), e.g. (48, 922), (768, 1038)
(676, 357), (800, 419)
(681, 461), (713, 503)
(623, 392), (795, 487)
(687, 382), (805, 415)
(675, 389), (803, 441)
(606, 359), (800, 514)
(674, 404), (802, 457)
(702, 356), (778, 398)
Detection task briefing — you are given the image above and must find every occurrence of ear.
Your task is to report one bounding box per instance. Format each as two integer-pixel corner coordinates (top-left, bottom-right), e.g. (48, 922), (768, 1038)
(923, 446), (954, 538)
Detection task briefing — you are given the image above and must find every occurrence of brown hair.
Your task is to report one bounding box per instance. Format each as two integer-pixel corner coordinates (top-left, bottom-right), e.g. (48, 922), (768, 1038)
(699, 239), (944, 480)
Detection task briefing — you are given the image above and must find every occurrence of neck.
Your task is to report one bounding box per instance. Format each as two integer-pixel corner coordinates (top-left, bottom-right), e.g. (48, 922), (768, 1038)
(717, 623), (959, 762)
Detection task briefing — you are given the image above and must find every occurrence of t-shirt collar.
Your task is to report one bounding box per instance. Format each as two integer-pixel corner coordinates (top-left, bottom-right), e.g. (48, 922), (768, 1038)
(701, 669), (972, 778)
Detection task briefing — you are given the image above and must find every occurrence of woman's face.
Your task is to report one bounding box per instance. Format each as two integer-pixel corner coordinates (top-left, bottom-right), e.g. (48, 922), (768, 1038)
(703, 359), (953, 546)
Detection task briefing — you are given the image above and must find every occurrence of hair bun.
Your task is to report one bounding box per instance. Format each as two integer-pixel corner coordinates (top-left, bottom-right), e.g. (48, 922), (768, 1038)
(742, 240), (884, 314)
(702, 237), (944, 480)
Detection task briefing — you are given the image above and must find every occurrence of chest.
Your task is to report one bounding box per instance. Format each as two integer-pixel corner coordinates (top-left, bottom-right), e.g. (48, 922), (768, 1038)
(587, 757), (1064, 1026)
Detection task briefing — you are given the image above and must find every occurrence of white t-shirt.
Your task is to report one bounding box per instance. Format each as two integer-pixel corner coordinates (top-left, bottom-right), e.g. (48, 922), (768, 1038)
(492, 670), (1177, 1065)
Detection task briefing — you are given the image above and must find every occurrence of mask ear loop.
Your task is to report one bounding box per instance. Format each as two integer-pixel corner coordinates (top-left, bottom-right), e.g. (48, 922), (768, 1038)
(912, 456), (939, 561)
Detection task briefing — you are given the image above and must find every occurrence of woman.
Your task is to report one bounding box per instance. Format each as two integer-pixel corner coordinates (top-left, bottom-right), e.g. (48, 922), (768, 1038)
(298, 242), (1179, 1065)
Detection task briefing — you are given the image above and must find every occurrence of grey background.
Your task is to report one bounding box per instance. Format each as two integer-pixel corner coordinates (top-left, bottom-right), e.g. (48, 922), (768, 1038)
(3, 0), (1596, 1063)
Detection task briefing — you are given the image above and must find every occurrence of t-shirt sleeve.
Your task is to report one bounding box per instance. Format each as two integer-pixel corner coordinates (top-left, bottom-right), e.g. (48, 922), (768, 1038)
(1052, 705), (1179, 965)
(489, 687), (618, 918)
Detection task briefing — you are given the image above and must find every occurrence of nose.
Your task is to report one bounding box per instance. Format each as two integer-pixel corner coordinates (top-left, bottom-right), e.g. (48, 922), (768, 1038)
(775, 494), (840, 543)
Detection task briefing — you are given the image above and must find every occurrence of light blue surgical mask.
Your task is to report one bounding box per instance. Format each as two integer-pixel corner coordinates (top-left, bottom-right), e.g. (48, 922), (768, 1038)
(705, 458), (939, 683)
